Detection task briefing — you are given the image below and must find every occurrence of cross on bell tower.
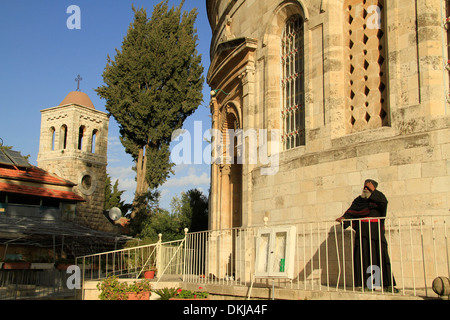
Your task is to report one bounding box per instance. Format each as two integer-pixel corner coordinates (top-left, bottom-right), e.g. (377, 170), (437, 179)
(75, 75), (83, 92)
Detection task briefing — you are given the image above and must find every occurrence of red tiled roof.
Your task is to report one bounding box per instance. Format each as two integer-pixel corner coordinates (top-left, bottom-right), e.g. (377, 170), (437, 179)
(0, 182), (85, 202)
(0, 165), (75, 187)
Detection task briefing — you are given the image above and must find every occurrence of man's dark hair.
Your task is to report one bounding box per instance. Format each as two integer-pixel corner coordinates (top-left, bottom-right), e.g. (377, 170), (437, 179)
(365, 179), (378, 189)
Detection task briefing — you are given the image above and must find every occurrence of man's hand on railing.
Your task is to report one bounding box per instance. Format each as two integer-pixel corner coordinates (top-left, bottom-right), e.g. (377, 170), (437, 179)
(336, 216), (345, 224)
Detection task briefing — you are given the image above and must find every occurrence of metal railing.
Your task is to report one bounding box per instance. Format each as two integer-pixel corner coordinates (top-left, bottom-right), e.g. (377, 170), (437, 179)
(182, 215), (450, 298)
(77, 215), (449, 299)
(0, 268), (75, 300)
(76, 232), (187, 283)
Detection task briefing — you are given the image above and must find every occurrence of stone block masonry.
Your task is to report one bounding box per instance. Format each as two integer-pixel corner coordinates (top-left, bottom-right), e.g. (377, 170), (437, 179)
(38, 92), (112, 232)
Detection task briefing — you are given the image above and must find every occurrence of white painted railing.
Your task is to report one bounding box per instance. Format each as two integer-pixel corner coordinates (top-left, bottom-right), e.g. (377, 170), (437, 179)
(78, 215), (450, 299)
(76, 233), (187, 283)
(182, 215), (450, 298)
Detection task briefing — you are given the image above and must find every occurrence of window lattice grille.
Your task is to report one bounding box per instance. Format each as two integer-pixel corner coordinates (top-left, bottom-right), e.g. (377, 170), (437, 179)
(345, 0), (389, 132)
(446, 0), (450, 100)
(281, 15), (305, 150)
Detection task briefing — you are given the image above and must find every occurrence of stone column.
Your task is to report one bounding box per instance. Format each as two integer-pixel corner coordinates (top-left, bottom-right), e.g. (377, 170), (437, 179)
(238, 67), (255, 227)
(220, 164), (232, 229)
(210, 97), (220, 231)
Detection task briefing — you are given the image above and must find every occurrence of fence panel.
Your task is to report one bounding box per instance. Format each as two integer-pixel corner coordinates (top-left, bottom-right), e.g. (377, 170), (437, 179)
(182, 215), (450, 298)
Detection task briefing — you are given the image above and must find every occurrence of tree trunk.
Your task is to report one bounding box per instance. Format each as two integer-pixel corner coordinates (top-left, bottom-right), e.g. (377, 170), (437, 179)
(131, 146), (149, 219)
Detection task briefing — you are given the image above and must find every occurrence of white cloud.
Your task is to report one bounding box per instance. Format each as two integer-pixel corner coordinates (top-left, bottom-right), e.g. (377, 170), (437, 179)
(162, 170), (210, 189)
(107, 166), (136, 204)
(158, 165), (210, 210)
(107, 136), (126, 164)
(107, 136), (119, 146)
(106, 162), (211, 211)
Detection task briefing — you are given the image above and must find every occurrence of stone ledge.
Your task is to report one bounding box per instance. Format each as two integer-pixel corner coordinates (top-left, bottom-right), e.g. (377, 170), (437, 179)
(82, 279), (428, 300)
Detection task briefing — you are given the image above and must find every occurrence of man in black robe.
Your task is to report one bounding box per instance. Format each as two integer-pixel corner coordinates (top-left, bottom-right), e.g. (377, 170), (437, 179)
(336, 179), (397, 292)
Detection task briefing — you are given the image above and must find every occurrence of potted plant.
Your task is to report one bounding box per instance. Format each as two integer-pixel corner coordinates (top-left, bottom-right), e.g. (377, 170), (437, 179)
(126, 279), (152, 300)
(144, 266), (157, 279)
(97, 276), (152, 300)
(96, 276), (128, 300)
(170, 287), (209, 300)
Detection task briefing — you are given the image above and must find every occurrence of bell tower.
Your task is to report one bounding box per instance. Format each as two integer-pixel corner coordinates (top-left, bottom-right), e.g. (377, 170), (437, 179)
(37, 89), (111, 232)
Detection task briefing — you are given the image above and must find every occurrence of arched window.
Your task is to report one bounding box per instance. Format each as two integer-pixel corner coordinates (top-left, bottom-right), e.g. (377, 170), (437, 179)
(78, 126), (85, 151)
(281, 14), (305, 150)
(446, 0), (450, 96)
(60, 125), (67, 150)
(50, 127), (55, 151)
(91, 129), (98, 153)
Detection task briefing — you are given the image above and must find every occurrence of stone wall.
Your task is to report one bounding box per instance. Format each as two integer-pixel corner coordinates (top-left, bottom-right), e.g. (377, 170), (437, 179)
(206, 0), (450, 228)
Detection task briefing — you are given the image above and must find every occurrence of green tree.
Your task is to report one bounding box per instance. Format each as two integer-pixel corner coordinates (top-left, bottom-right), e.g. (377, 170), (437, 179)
(130, 188), (209, 244)
(138, 208), (185, 242)
(128, 190), (160, 237)
(96, 0), (204, 218)
(170, 189), (208, 232)
(104, 174), (131, 214)
(186, 189), (209, 232)
(170, 192), (191, 228)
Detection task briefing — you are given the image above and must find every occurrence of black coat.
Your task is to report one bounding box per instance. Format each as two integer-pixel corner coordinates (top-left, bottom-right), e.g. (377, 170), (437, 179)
(341, 190), (395, 287)
(342, 190), (389, 241)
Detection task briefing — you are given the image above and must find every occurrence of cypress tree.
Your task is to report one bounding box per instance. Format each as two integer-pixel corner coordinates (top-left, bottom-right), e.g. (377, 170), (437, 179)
(96, 1), (204, 218)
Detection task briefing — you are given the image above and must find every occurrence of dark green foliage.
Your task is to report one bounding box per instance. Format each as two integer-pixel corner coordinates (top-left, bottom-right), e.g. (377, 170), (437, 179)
(96, 0), (204, 214)
(127, 190), (160, 237)
(128, 188), (208, 244)
(104, 173), (131, 214)
(138, 208), (186, 242)
(187, 189), (209, 232)
(152, 287), (180, 300)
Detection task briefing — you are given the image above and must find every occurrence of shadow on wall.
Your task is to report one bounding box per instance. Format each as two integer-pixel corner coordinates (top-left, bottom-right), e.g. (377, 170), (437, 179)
(297, 225), (356, 289)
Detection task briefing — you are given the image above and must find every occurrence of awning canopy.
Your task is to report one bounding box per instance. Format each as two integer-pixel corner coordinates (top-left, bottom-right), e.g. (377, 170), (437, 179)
(0, 216), (131, 256)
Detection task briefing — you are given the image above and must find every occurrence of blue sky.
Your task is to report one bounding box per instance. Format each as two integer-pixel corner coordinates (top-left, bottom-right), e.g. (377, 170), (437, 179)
(0, 0), (213, 211)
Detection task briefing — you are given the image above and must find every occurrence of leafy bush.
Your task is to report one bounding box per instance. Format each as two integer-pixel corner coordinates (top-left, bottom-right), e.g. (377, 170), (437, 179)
(176, 287), (209, 299)
(152, 287), (180, 300)
(97, 276), (152, 300)
(96, 276), (128, 300)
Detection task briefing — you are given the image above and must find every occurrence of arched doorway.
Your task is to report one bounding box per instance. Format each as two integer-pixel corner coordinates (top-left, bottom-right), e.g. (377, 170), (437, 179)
(220, 105), (242, 229)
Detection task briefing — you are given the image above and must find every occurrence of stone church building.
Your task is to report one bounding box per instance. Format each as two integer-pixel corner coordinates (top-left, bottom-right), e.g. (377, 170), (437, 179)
(37, 90), (112, 232)
(206, 0), (450, 230)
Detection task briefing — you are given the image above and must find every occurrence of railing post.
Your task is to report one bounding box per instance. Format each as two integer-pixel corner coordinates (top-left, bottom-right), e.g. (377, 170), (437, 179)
(82, 256), (86, 300)
(156, 233), (162, 279)
(420, 218), (428, 297)
(445, 217), (450, 280)
(183, 228), (188, 282)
